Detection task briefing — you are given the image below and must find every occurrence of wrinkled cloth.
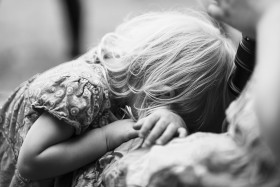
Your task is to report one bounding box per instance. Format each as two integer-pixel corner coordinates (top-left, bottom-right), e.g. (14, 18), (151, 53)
(0, 52), (113, 187)
(71, 138), (143, 187)
(103, 133), (240, 187)
(102, 81), (280, 187)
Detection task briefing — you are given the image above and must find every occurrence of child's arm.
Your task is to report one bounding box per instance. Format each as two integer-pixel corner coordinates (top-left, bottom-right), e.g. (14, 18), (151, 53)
(17, 112), (137, 180)
(133, 107), (187, 147)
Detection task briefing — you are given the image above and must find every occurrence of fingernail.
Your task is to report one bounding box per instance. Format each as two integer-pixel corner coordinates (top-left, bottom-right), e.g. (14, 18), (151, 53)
(143, 141), (151, 147)
(156, 140), (162, 145)
(142, 144), (147, 148)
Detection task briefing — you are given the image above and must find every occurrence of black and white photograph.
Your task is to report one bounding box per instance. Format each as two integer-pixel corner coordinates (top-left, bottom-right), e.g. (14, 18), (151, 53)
(1, 0), (280, 186)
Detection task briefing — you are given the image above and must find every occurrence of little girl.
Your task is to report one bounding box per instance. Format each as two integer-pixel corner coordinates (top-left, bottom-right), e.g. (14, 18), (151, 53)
(104, 1), (280, 187)
(0, 9), (235, 186)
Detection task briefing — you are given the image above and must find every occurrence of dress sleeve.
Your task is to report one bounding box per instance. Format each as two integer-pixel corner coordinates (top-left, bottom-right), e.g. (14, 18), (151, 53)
(30, 76), (108, 135)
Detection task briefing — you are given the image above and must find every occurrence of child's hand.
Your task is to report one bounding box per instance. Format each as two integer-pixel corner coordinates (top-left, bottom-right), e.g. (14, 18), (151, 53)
(103, 119), (138, 151)
(133, 108), (188, 147)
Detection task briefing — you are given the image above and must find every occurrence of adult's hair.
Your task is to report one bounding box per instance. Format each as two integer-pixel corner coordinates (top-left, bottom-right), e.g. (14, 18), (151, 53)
(95, 9), (235, 131)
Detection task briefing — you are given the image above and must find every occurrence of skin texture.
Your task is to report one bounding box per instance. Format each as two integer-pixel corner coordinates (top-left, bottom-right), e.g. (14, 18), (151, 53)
(17, 113), (138, 180)
(133, 108), (187, 147)
(254, 3), (280, 159)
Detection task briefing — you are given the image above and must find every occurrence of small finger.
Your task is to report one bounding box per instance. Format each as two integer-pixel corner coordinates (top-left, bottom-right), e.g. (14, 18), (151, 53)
(142, 140), (152, 148)
(139, 115), (160, 138)
(144, 120), (167, 145)
(177, 127), (188, 138)
(155, 124), (177, 145)
(133, 118), (145, 130)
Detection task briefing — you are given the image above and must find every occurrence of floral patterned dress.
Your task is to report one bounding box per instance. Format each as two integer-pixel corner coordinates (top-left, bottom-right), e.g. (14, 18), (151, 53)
(0, 51), (119, 187)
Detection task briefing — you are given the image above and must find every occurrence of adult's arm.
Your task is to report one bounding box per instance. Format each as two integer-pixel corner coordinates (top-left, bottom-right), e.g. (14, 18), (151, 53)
(253, 3), (280, 156)
(205, 0), (280, 158)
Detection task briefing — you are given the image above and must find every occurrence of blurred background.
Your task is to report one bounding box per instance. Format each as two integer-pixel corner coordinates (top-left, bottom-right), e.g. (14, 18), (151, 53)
(0, 0), (200, 103)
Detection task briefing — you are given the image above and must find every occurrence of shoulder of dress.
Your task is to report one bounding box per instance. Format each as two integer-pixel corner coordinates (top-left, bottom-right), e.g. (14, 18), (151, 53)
(74, 58), (109, 87)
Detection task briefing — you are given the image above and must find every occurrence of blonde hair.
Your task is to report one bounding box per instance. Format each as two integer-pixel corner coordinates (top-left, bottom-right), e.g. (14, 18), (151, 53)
(95, 9), (235, 131)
